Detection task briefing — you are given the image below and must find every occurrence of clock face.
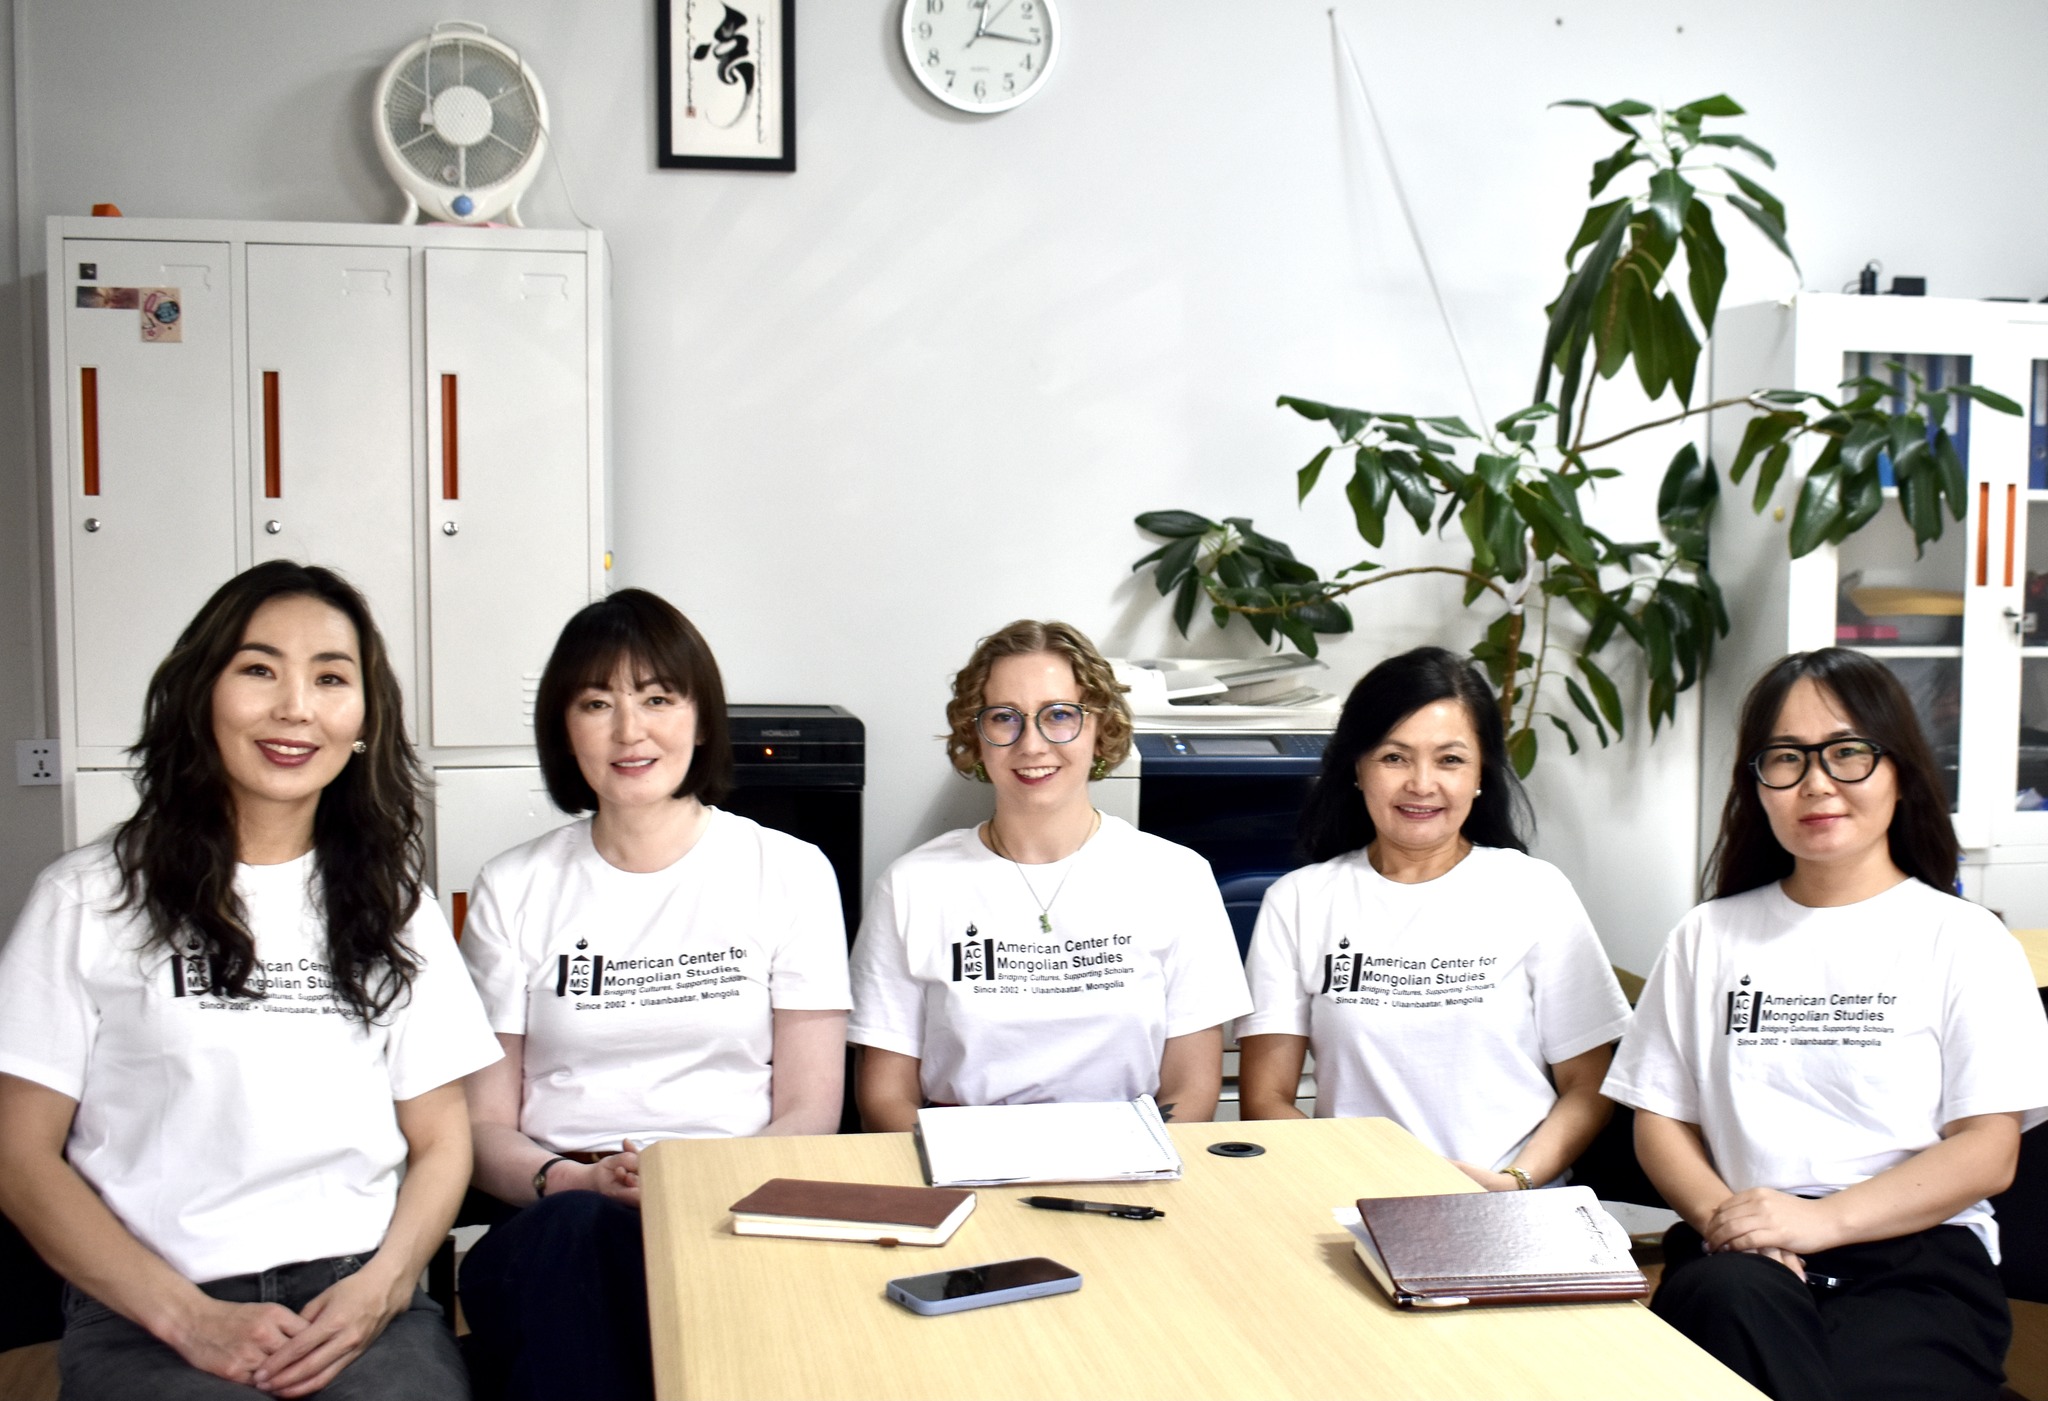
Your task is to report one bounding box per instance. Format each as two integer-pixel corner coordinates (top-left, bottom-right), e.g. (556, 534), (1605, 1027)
(901, 0), (1060, 114)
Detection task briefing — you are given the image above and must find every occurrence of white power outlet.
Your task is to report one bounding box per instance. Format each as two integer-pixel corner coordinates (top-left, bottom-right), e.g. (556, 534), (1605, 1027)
(16, 739), (59, 786)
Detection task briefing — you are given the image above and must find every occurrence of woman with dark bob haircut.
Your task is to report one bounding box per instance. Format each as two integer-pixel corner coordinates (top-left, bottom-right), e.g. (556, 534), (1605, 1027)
(1605, 649), (2048, 1401)
(458, 588), (849, 1401)
(848, 620), (1250, 1129)
(0, 561), (499, 1399)
(1237, 646), (1631, 1195)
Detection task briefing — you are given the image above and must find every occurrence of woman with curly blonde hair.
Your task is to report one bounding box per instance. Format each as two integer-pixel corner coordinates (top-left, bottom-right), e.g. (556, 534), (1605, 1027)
(848, 621), (1249, 1129)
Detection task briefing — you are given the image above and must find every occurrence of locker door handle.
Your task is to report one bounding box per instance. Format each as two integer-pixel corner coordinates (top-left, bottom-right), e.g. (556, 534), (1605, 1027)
(262, 371), (282, 498)
(81, 367), (100, 496)
(1977, 482), (1991, 587)
(440, 373), (460, 500)
(2006, 483), (2018, 588)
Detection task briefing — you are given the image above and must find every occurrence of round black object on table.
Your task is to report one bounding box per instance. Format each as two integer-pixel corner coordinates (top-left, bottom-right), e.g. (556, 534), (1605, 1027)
(1207, 1141), (1266, 1158)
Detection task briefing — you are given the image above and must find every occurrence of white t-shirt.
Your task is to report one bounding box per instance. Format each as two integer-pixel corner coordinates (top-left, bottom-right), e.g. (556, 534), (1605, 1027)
(1236, 845), (1631, 1170)
(1604, 878), (2048, 1260)
(0, 843), (499, 1283)
(847, 816), (1251, 1108)
(461, 809), (850, 1151)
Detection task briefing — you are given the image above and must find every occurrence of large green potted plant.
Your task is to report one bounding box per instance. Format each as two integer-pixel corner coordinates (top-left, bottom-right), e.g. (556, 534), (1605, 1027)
(1132, 95), (2020, 774)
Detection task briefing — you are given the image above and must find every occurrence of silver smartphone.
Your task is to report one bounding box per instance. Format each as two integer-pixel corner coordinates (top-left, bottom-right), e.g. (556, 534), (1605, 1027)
(886, 1257), (1083, 1316)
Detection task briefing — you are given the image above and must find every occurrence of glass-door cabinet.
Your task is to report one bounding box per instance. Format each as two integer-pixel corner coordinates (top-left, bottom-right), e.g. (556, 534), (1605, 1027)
(1704, 294), (2048, 923)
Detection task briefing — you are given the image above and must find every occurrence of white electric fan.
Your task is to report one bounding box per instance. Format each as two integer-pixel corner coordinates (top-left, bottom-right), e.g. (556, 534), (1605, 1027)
(373, 21), (548, 226)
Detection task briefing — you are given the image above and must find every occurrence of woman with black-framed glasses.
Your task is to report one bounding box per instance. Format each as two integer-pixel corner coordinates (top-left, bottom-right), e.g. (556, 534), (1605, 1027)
(847, 620), (1250, 1130)
(1605, 648), (2048, 1401)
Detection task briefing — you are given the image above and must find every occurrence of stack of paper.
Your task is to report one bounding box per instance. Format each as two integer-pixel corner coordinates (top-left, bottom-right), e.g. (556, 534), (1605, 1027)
(914, 1096), (1183, 1187)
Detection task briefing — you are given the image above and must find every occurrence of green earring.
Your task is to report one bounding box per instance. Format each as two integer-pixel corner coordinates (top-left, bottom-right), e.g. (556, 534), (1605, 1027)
(970, 762), (991, 783)
(1089, 757), (1111, 781)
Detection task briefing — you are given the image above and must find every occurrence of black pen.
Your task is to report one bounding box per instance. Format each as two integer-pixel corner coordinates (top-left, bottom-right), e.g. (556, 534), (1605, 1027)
(1021, 1195), (1163, 1221)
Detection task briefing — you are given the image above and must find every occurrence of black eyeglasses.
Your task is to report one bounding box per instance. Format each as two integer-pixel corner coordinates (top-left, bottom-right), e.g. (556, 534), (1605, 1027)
(976, 703), (1090, 747)
(1750, 738), (1887, 789)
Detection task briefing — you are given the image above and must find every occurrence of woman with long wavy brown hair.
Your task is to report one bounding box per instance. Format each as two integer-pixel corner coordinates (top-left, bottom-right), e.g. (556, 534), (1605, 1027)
(0, 561), (498, 1400)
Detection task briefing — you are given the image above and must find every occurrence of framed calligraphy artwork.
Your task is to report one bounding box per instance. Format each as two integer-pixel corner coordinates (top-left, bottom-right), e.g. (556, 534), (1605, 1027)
(657, 0), (795, 171)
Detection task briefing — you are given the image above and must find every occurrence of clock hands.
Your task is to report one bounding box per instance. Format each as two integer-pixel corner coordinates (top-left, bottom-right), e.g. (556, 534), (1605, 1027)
(966, 0), (1037, 47)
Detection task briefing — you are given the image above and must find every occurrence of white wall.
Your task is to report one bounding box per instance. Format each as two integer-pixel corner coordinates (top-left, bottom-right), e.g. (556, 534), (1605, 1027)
(6, 1), (2048, 971)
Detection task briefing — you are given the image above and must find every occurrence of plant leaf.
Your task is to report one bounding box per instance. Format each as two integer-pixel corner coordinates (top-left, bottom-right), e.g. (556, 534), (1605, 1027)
(1727, 194), (1799, 274)
(1277, 395), (1372, 441)
(1547, 713), (1582, 755)
(1951, 382), (2025, 416)
(1754, 440), (1792, 512)
(1345, 448), (1390, 547)
(1719, 166), (1786, 232)
(1934, 431), (1968, 517)
(1297, 445), (1333, 503)
(1475, 452), (1520, 496)
(1729, 409), (1797, 484)
(1680, 198), (1727, 332)
(1384, 456), (1439, 533)
(1646, 169), (1694, 243)
(1696, 132), (1776, 168)
(1508, 726), (1538, 778)
(1577, 654), (1625, 734)
(1419, 415), (1480, 439)
(1537, 201), (1633, 420)
(1553, 98), (1649, 138)
(1589, 141), (1643, 199)
(1789, 462), (1842, 558)
(1171, 573), (1201, 635)
(1135, 510), (1215, 539)
(1562, 676), (1609, 745)
(1674, 93), (1745, 118)
(1149, 535), (1201, 595)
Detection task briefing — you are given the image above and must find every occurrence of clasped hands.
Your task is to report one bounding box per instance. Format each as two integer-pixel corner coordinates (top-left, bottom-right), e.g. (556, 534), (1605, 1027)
(1700, 1187), (1843, 1281)
(174, 1260), (410, 1398)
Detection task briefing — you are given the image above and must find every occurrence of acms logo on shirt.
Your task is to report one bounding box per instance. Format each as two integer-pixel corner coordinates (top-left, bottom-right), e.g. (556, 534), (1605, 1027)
(556, 938), (607, 997)
(170, 934), (211, 998)
(1321, 937), (1362, 994)
(951, 925), (996, 982)
(1725, 976), (1762, 1034)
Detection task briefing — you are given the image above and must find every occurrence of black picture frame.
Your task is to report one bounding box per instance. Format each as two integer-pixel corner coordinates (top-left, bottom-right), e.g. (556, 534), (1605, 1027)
(657, 0), (796, 172)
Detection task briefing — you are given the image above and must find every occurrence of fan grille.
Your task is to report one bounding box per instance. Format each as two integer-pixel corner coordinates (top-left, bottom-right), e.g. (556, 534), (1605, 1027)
(384, 37), (541, 190)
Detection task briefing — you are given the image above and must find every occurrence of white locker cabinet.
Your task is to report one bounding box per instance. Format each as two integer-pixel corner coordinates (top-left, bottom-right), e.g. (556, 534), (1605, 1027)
(42, 217), (610, 868)
(425, 248), (593, 749)
(245, 244), (419, 717)
(58, 239), (237, 758)
(431, 766), (579, 937)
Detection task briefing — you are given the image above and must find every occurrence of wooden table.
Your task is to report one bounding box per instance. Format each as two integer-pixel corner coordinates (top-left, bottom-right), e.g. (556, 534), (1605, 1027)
(641, 1118), (1762, 1400)
(2012, 928), (2048, 988)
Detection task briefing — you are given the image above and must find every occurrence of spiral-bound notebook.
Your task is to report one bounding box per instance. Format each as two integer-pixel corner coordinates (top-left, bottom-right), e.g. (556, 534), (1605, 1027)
(914, 1096), (1183, 1187)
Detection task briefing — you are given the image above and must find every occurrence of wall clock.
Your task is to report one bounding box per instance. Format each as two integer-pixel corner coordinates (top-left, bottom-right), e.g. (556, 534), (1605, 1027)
(901, 0), (1060, 113)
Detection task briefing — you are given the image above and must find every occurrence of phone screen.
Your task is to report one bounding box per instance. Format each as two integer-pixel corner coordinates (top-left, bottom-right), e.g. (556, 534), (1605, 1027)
(890, 1257), (1080, 1303)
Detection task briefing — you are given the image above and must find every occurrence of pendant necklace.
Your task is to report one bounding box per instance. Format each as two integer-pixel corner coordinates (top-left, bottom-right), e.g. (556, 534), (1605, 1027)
(987, 809), (1100, 934)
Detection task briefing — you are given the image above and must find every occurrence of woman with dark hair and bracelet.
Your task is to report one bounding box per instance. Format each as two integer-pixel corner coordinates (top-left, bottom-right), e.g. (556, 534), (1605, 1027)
(0, 561), (499, 1399)
(849, 620), (1249, 1129)
(457, 588), (848, 1401)
(1605, 648), (2048, 1401)
(1236, 646), (1630, 1192)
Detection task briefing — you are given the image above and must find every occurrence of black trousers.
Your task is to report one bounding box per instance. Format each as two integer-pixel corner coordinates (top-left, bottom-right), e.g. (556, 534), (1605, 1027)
(1653, 1219), (2011, 1401)
(458, 1192), (652, 1401)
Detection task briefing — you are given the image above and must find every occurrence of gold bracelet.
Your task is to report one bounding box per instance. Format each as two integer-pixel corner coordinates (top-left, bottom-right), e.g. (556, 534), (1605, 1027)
(1502, 1166), (1534, 1191)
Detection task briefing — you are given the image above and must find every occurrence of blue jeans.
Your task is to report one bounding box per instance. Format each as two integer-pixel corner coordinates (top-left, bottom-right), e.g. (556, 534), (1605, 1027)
(59, 1253), (468, 1400)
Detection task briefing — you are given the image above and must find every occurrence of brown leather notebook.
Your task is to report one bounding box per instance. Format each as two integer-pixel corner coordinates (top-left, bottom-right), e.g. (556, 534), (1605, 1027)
(728, 1178), (977, 1246)
(1350, 1185), (1648, 1308)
